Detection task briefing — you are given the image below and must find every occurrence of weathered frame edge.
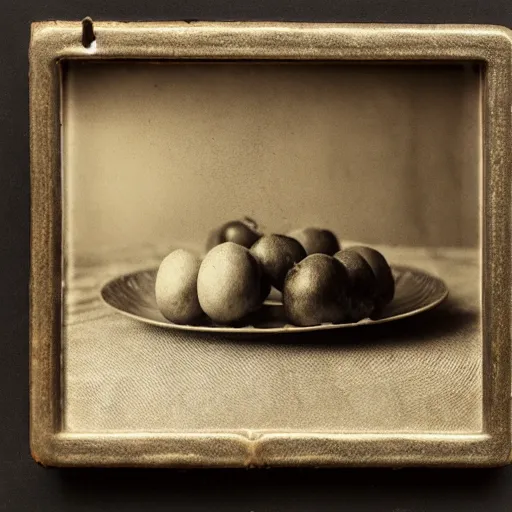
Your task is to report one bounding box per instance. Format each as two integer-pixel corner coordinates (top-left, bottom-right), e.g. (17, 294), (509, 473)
(29, 21), (512, 468)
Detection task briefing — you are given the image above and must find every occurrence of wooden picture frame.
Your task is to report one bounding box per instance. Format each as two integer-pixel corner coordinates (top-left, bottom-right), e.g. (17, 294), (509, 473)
(30, 20), (512, 467)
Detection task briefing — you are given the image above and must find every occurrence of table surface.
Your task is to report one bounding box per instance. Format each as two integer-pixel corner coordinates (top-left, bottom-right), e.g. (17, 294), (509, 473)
(62, 243), (482, 435)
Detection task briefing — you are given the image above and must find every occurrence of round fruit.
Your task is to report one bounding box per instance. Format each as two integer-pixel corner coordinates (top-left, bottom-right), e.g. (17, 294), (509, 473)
(250, 234), (307, 292)
(287, 227), (340, 256)
(283, 254), (350, 327)
(334, 249), (377, 322)
(197, 242), (263, 324)
(206, 217), (262, 251)
(155, 249), (204, 325)
(349, 245), (395, 317)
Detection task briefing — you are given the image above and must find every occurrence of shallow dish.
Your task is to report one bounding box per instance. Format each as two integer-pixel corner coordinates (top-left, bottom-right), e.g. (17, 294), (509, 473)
(100, 264), (448, 335)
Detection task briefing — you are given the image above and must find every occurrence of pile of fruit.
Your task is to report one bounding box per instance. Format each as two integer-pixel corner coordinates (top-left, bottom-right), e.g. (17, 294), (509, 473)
(154, 218), (395, 327)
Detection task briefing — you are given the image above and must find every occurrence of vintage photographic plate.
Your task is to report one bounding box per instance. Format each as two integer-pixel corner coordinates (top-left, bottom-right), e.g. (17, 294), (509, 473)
(30, 21), (511, 467)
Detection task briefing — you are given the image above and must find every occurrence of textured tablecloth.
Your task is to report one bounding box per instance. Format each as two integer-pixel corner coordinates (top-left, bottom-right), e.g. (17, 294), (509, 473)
(63, 244), (481, 434)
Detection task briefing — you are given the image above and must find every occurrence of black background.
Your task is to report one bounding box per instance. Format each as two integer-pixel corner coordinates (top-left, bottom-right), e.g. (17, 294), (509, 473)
(2, 1), (512, 510)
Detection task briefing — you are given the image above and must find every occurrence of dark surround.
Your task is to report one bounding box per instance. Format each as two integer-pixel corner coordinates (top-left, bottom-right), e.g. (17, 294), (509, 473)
(2, 0), (512, 510)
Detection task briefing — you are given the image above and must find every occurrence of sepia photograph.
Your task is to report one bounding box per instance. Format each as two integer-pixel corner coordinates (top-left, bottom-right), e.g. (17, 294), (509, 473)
(61, 59), (481, 436)
(8, 5), (512, 511)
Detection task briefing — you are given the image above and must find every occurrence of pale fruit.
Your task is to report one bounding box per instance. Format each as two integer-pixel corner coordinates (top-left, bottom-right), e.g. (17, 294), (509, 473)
(206, 217), (262, 251)
(250, 234), (306, 292)
(334, 249), (377, 322)
(283, 254), (350, 327)
(155, 249), (203, 325)
(197, 242), (263, 324)
(349, 245), (395, 318)
(288, 227), (340, 256)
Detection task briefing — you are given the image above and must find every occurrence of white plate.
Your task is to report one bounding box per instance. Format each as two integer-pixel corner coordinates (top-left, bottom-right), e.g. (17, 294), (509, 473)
(100, 265), (448, 335)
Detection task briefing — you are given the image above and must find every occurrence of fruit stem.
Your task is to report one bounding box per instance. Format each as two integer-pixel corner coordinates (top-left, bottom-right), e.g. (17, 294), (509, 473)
(243, 216), (259, 231)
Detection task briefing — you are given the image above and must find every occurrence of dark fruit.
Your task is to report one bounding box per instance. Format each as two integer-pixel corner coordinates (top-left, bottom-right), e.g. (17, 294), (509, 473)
(283, 254), (350, 326)
(206, 217), (262, 251)
(334, 249), (377, 322)
(287, 227), (340, 256)
(349, 245), (395, 318)
(250, 234), (307, 292)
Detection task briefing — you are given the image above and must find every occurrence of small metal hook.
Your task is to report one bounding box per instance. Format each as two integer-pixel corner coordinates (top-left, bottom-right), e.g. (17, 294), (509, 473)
(81, 17), (96, 48)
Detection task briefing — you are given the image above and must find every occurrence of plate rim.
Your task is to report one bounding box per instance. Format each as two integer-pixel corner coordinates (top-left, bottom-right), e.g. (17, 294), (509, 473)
(99, 264), (449, 335)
